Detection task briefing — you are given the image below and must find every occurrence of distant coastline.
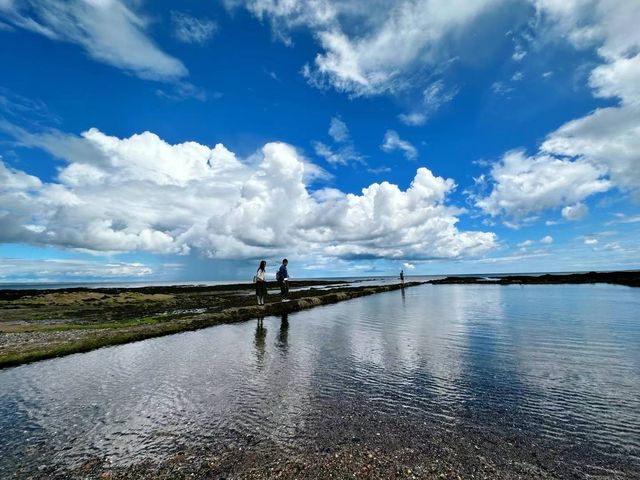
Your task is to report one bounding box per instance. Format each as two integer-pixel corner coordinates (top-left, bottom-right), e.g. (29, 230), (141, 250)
(1, 269), (638, 290)
(429, 270), (640, 288)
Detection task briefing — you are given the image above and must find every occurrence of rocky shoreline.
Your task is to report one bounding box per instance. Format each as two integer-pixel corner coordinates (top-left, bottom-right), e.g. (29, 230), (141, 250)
(0, 281), (422, 369)
(429, 270), (640, 287)
(2, 271), (638, 369)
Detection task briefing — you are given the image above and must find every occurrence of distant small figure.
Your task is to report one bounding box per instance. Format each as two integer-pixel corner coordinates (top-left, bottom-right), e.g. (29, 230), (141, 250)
(400, 269), (405, 285)
(276, 258), (290, 302)
(255, 260), (267, 305)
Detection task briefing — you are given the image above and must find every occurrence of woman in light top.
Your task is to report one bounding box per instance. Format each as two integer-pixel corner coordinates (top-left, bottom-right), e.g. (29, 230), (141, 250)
(255, 260), (267, 305)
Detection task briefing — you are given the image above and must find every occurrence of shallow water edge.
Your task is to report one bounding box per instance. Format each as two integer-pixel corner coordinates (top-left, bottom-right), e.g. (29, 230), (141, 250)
(0, 281), (423, 369)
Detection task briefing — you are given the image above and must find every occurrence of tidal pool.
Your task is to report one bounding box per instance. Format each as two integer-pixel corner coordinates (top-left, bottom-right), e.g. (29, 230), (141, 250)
(1, 284), (639, 478)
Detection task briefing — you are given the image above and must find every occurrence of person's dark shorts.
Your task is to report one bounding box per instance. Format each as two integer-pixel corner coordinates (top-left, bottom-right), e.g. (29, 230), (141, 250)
(256, 280), (267, 297)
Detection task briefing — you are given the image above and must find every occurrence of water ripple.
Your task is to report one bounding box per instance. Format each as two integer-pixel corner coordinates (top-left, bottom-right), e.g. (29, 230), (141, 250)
(1, 284), (639, 476)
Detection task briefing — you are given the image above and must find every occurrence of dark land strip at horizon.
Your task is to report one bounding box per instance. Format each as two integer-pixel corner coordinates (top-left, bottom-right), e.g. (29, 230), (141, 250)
(431, 270), (640, 287)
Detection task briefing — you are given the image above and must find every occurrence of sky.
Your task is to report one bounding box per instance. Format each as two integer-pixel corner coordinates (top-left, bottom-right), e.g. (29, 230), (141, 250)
(0, 0), (639, 283)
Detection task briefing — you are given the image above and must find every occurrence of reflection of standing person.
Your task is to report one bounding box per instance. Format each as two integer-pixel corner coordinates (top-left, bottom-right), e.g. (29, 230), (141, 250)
(254, 317), (266, 369)
(253, 317), (267, 369)
(255, 260), (267, 305)
(277, 312), (289, 354)
(400, 269), (405, 285)
(277, 258), (289, 302)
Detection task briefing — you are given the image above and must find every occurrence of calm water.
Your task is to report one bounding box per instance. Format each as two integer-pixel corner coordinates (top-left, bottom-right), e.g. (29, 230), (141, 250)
(1, 284), (639, 477)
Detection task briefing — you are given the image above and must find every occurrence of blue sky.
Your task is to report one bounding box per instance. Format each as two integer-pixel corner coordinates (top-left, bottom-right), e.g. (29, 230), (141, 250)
(0, 0), (638, 282)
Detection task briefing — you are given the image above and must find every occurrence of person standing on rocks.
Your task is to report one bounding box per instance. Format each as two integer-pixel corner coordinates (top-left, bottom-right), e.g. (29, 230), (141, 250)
(400, 269), (405, 285)
(277, 258), (290, 302)
(255, 260), (267, 305)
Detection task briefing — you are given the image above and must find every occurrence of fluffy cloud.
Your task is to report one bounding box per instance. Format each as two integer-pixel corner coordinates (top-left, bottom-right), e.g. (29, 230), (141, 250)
(478, 0), (640, 220)
(171, 11), (217, 45)
(0, 0), (187, 80)
(590, 55), (640, 105)
(0, 159), (44, 243)
(381, 130), (418, 160)
(561, 202), (588, 221)
(475, 150), (610, 218)
(537, 0), (640, 191)
(0, 127), (497, 261)
(227, 0), (504, 96)
(532, 0), (640, 59)
(541, 104), (640, 193)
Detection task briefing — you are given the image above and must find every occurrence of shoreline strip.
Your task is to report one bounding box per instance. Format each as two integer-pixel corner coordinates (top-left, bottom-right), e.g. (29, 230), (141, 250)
(0, 282), (421, 369)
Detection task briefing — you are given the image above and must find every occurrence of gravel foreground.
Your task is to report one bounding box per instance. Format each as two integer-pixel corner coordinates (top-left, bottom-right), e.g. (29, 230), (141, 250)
(25, 407), (635, 480)
(28, 436), (560, 480)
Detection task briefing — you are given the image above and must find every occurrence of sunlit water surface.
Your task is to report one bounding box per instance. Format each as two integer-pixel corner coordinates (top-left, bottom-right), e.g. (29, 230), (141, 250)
(1, 284), (639, 476)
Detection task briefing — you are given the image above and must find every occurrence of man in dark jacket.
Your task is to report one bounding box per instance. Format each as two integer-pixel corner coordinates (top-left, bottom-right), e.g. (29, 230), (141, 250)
(276, 258), (289, 301)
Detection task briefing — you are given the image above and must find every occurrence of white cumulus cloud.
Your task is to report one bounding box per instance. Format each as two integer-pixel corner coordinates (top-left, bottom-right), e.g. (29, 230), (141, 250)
(476, 1), (640, 221)
(541, 103), (640, 194)
(475, 150), (610, 219)
(561, 203), (588, 221)
(0, 127), (497, 262)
